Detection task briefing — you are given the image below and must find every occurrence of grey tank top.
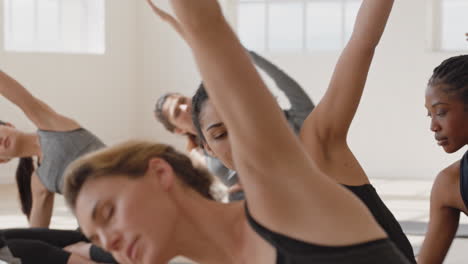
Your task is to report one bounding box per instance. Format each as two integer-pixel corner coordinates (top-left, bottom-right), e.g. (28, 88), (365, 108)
(36, 128), (105, 194)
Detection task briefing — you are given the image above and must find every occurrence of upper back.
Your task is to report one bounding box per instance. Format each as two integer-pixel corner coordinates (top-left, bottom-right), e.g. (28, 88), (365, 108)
(36, 128), (105, 194)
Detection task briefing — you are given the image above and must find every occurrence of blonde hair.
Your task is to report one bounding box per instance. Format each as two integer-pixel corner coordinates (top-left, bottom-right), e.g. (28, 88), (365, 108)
(64, 140), (216, 211)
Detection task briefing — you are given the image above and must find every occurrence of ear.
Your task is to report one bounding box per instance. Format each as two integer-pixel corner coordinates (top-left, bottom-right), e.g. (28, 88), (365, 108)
(202, 141), (216, 158)
(148, 158), (175, 191)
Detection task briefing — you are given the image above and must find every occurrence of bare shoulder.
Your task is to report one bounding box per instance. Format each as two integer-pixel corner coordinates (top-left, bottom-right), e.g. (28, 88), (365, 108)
(432, 160), (466, 212)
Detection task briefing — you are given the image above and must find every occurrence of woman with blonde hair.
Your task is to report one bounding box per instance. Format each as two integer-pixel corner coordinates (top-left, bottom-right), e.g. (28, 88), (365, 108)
(63, 0), (411, 263)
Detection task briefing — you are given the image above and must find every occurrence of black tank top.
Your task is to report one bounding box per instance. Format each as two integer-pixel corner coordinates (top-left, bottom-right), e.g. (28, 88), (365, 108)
(245, 206), (411, 264)
(459, 150), (468, 209)
(344, 184), (415, 263)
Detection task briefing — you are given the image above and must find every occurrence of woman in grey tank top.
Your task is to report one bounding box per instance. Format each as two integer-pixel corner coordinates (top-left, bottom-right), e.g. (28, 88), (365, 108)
(0, 70), (105, 227)
(0, 71), (111, 263)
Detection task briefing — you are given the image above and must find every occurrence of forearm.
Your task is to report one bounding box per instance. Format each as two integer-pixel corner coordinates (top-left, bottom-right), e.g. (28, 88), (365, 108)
(249, 52), (314, 123)
(0, 71), (39, 112)
(351, 0), (395, 48)
(418, 219), (458, 264)
(29, 191), (54, 228)
(309, 0), (394, 141)
(183, 19), (297, 167)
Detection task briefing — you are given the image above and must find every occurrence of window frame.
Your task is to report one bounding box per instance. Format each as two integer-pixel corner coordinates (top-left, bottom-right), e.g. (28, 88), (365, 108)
(3, 0), (106, 54)
(233, 0), (360, 53)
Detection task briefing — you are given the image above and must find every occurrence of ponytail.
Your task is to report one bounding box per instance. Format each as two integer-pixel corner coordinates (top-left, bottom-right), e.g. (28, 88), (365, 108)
(15, 157), (34, 218)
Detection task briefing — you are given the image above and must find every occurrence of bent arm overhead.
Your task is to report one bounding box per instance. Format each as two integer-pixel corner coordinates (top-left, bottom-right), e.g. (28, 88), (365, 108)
(249, 51), (314, 132)
(0, 71), (79, 131)
(303, 0), (394, 143)
(146, 0), (386, 245)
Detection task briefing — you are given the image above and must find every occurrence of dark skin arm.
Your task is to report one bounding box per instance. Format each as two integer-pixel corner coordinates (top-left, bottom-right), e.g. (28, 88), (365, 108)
(418, 164), (464, 264)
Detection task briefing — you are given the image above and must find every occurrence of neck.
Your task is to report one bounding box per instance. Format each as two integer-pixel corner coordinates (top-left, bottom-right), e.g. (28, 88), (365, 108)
(16, 132), (41, 158)
(171, 191), (247, 264)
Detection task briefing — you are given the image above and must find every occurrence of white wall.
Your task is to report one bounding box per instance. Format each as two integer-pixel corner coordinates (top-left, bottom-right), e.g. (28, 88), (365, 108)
(136, 0), (467, 181)
(0, 0), (465, 184)
(0, 0), (138, 183)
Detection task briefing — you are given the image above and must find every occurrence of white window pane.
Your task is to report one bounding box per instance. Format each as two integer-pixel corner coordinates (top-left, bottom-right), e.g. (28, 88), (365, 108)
(238, 3), (266, 51)
(268, 2), (303, 52)
(82, 0), (106, 54)
(344, 0), (361, 42)
(307, 1), (342, 51)
(61, 0), (85, 53)
(441, 0), (468, 51)
(4, 0), (105, 54)
(37, 0), (60, 52)
(6, 0), (35, 51)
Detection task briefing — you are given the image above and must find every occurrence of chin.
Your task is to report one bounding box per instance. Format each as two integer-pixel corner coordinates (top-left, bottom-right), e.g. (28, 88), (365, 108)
(443, 144), (463, 154)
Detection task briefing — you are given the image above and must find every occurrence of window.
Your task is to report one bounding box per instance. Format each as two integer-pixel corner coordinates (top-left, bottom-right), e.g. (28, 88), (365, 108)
(236, 0), (360, 52)
(4, 0), (105, 54)
(438, 0), (468, 51)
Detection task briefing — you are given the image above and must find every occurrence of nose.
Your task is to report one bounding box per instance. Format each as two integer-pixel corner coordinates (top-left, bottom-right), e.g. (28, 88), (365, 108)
(430, 118), (441, 132)
(100, 229), (123, 253)
(179, 104), (188, 112)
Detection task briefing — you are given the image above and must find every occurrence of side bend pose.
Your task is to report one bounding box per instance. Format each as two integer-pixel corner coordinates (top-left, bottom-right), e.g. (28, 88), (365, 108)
(189, 0), (414, 262)
(155, 51), (314, 200)
(62, 0), (411, 263)
(418, 55), (468, 264)
(0, 70), (117, 263)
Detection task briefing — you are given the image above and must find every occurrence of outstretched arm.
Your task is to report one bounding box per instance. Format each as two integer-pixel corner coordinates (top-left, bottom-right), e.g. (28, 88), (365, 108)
(302, 0), (394, 145)
(249, 51), (314, 132)
(147, 0), (385, 245)
(0, 71), (79, 131)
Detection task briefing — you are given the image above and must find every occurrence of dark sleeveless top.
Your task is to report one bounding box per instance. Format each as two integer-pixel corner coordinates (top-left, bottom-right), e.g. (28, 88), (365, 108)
(245, 206), (411, 264)
(37, 128), (105, 194)
(459, 150), (468, 209)
(344, 184), (415, 263)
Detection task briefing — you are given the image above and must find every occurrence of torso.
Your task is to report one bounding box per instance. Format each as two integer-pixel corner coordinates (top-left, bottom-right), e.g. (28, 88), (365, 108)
(36, 128), (105, 194)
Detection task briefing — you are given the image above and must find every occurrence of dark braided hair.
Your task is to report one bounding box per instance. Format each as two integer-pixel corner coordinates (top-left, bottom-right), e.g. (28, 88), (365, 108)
(0, 120), (34, 218)
(428, 55), (468, 105)
(191, 83), (209, 143)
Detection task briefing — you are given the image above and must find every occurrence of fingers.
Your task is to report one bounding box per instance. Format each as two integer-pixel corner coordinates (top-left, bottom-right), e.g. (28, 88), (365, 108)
(145, 0), (186, 40)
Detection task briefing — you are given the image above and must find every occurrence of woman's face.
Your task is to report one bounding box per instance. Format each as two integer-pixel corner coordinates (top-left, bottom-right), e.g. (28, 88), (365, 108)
(161, 95), (195, 135)
(199, 101), (234, 170)
(0, 123), (22, 163)
(75, 160), (179, 264)
(425, 85), (468, 153)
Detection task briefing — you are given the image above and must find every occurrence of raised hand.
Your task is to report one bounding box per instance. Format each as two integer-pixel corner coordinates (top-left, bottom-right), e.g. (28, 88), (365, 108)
(147, 0), (224, 33)
(146, 0), (186, 40)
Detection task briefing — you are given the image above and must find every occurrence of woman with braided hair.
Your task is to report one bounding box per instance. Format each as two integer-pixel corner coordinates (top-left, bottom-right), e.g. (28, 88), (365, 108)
(419, 55), (468, 263)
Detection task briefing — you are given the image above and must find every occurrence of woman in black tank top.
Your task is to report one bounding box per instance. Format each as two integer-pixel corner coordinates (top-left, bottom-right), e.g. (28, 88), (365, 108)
(187, 1), (413, 263)
(62, 0), (409, 263)
(418, 55), (468, 263)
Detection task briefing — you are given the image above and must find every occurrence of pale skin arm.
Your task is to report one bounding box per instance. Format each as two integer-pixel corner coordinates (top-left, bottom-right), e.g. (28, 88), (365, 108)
(418, 171), (461, 264)
(301, 0), (394, 145)
(299, 0), (393, 186)
(29, 172), (55, 228)
(0, 71), (80, 131)
(146, 0), (385, 245)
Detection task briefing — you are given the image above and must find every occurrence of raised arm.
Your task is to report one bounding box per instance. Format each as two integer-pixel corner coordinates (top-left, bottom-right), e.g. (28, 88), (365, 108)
(147, 0), (385, 245)
(249, 51), (314, 132)
(0, 71), (79, 131)
(303, 0), (394, 144)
